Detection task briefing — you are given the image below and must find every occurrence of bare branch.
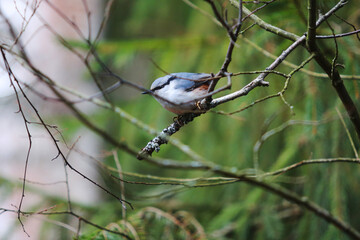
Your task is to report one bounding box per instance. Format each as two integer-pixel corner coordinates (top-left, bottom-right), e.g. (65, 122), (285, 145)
(0, 208), (132, 240)
(209, 36), (305, 107)
(316, 29), (360, 39)
(0, 46), (31, 238)
(305, 0), (360, 140)
(263, 158), (360, 177)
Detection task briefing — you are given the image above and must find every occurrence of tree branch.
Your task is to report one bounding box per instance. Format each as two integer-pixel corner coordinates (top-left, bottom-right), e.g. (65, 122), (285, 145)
(231, 0), (360, 140)
(137, 113), (201, 159)
(209, 36), (305, 107)
(139, 0), (357, 157)
(305, 0), (360, 140)
(137, 156), (360, 240)
(0, 208), (132, 240)
(230, 0), (300, 41)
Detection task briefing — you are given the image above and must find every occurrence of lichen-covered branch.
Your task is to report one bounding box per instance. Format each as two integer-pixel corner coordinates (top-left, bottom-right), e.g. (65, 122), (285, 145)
(137, 113), (201, 159)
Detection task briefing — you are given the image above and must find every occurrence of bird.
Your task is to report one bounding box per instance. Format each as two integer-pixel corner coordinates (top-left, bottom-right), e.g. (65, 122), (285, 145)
(144, 72), (212, 114)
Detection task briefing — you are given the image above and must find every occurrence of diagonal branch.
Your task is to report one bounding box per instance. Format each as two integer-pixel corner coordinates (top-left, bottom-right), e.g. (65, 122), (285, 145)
(232, 0), (360, 140)
(0, 13), (133, 209)
(0, 48), (31, 238)
(205, 0), (244, 95)
(136, 155), (360, 240)
(305, 0), (360, 140)
(139, 0), (358, 159)
(140, 25), (301, 157)
(209, 36), (304, 107)
(230, 0), (300, 41)
(137, 113), (202, 159)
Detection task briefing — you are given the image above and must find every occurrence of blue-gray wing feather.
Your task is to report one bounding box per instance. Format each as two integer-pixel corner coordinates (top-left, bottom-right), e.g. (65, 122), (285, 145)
(151, 72), (211, 91)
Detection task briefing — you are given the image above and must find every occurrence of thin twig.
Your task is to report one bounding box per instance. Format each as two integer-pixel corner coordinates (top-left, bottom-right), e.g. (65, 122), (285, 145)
(64, 137), (82, 212)
(1, 47), (31, 238)
(336, 108), (359, 159)
(0, 42), (132, 209)
(306, 0), (360, 140)
(0, 208), (132, 240)
(113, 151), (127, 219)
(262, 158), (360, 177)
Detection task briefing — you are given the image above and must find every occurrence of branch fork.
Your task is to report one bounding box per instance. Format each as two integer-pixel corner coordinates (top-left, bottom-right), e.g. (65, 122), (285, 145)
(139, 0), (360, 160)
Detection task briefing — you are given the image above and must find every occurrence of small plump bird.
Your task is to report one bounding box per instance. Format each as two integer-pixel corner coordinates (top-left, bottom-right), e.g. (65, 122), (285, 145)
(144, 72), (211, 114)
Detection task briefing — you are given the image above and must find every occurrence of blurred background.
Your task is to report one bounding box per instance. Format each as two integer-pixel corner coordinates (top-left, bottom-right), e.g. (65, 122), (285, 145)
(0, 0), (360, 239)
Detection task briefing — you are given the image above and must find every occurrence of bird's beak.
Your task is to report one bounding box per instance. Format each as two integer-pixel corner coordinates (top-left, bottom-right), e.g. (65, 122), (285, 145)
(142, 90), (152, 94)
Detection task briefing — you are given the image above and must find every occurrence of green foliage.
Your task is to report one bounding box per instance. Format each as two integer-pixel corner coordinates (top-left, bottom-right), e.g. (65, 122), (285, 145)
(16, 0), (360, 239)
(77, 0), (360, 239)
(79, 207), (206, 240)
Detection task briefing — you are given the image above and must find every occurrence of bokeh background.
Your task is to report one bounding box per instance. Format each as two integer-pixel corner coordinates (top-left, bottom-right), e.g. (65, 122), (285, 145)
(1, 0), (360, 239)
